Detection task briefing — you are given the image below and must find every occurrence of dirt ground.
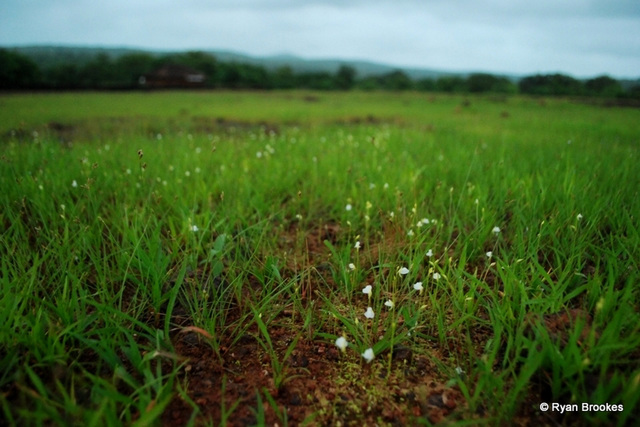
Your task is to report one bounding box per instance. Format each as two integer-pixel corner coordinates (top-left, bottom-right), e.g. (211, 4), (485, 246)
(163, 325), (464, 426)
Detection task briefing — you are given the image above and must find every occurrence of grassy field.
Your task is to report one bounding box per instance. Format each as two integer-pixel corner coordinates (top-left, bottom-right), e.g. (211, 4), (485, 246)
(1, 91), (639, 426)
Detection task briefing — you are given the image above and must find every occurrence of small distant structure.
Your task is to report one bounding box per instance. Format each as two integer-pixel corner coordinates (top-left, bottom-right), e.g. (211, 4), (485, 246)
(139, 64), (206, 89)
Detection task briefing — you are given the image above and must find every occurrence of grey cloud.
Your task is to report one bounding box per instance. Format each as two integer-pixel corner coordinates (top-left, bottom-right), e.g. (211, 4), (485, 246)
(1, 0), (639, 77)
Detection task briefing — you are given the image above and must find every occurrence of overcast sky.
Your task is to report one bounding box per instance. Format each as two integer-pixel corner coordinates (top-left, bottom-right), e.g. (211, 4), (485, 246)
(1, 0), (639, 78)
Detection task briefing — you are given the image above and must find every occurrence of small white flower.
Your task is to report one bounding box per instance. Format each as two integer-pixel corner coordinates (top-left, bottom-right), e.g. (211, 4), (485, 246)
(348, 263), (356, 271)
(432, 272), (441, 280)
(354, 241), (361, 249)
(364, 307), (375, 319)
(256, 151), (263, 158)
(185, 170), (191, 177)
(345, 203), (352, 211)
(399, 267), (410, 275)
(72, 180), (78, 188)
(191, 225), (199, 232)
(384, 300), (394, 309)
(413, 282), (424, 292)
(486, 251), (493, 259)
(426, 249), (433, 258)
(407, 229), (414, 236)
(577, 213), (583, 221)
(455, 366), (465, 376)
(362, 348), (375, 363)
(362, 285), (372, 296)
(335, 336), (348, 352)
(492, 226), (501, 234)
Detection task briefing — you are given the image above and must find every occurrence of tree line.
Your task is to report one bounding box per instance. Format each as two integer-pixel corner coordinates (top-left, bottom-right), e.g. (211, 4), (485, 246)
(1, 48), (638, 98)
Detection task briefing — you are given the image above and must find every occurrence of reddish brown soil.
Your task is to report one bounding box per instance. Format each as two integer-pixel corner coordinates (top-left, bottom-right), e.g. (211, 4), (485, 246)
(163, 325), (464, 426)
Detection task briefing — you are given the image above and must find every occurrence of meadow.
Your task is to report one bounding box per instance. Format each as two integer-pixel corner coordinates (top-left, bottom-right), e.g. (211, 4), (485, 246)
(0, 91), (639, 426)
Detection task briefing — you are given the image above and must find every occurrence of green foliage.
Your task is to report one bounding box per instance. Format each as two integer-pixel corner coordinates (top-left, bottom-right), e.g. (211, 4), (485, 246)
(519, 73), (584, 96)
(0, 49), (41, 89)
(4, 47), (637, 98)
(467, 73), (516, 94)
(335, 65), (357, 90)
(0, 91), (638, 424)
(435, 75), (468, 93)
(584, 75), (623, 97)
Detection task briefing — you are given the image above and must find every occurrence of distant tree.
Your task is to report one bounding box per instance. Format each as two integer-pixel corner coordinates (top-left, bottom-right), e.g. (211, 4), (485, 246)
(335, 65), (356, 90)
(467, 73), (496, 93)
(43, 63), (83, 89)
(626, 85), (640, 99)
(378, 70), (413, 90)
(466, 73), (516, 94)
(415, 78), (436, 91)
(492, 76), (517, 94)
(218, 62), (242, 88)
(216, 62), (270, 89)
(435, 76), (467, 93)
(549, 74), (583, 95)
(584, 75), (622, 97)
(114, 53), (156, 88)
(0, 49), (41, 89)
(237, 63), (270, 89)
(518, 74), (546, 95)
(272, 66), (296, 89)
(80, 53), (117, 88)
(297, 72), (336, 90)
(519, 74), (583, 96)
(355, 76), (381, 91)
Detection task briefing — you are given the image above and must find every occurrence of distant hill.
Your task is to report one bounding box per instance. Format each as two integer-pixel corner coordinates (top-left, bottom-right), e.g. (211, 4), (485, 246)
(7, 45), (149, 68)
(6, 45), (482, 80)
(204, 49), (469, 80)
(0, 45), (640, 92)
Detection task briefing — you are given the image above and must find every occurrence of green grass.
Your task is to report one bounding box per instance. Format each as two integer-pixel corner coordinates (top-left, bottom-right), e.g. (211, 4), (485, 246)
(1, 91), (639, 425)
